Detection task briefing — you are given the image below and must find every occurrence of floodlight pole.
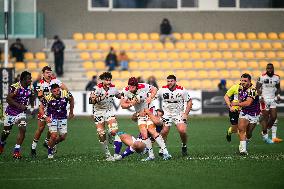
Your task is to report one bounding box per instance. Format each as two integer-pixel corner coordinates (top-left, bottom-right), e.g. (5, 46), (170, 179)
(4, 0), (9, 40)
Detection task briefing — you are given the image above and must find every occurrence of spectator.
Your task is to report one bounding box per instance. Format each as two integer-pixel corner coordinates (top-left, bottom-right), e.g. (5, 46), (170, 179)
(9, 38), (27, 62)
(85, 75), (98, 91)
(218, 79), (227, 92)
(51, 35), (65, 77)
(105, 47), (118, 71)
(160, 18), (176, 44)
(118, 50), (129, 71)
(137, 76), (144, 83)
(147, 76), (159, 89)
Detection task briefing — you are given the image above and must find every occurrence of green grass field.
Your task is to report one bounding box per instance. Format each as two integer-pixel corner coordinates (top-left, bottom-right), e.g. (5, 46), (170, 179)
(0, 116), (284, 189)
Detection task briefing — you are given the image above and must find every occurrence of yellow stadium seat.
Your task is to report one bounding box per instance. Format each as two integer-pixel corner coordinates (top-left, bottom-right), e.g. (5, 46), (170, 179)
(178, 80), (190, 89)
(38, 61), (49, 68)
(172, 61), (183, 69)
(153, 42), (164, 50)
(136, 52), (146, 60)
(142, 70), (155, 79)
(94, 61), (105, 69)
(211, 51), (222, 59)
(77, 42), (88, 50)
(121, 42), (131, 50)
(251, 42), (261, 49)
(129, 61), (139, 69)
(197, 42), (207, 50)
(230, 42), (239, 49)
(247, 32), (257, 40)
(15, 62), (25, 70)
(272, 42), (282, 49)
(186, 70), (197, 79)
(208, 70), (219, 79)
(158, 52), (168, 60)
(201, 80), (213, 89)
(92, 52), (102, 60)
(193, 61), (204, 69)
(277, 70), (284, 78)
(31, 71), (40, 79)
(226, 61), (237, 69)
(168, 52), (179, 60)
(180, 52), (190, 59)
(165, 42), (175, 50)
(208, 42), (218, 50)
(255, 51), (265, 59)
(24, 52), (34, 60)
(154, 71), (165, 79)
(197, 70), (208, 79)
(268, 32), (278, 40)
(279, 32), (284, 40)
(220, 70), (230, 78)
(204, 61), (215, 69)
(106, 33), (116, 40)
(110, 71), (120, 79)
(252, 70), (262, 79)
(183, 61), (193, 68)
(120, 71), (131, 79)
(266, 51), (276, 58)
(230, 70), (241, 79)
(215, 61), (226, 69)
(132, 43), (143, 50)
(35, 52), (46, 60)
(139, 33), (149, 40)
(214, 33), (225, 40)
(113, 80), (124, 90)
(236, 32), (246, 40)
(86, 71), (97, 79)
(247, 61), (258, 69)
(186, 42), (196, 50)
(237, 60), (248, 69)
(219, 42), (229, 49)
(110, 42), (120, 50)
(73, 33), (83, 40)
(175, 42), (186, 50)
(87, 42), (98, 50)
(204, 32), (214, 40)
(189, 80), (201, 90)
(280, 61), (284, 68)
(261, 42), (272, 49)
(26, 62), (37, 70)
(99, 43), (110, 51)
(176, 70), (187, 79)
(127, 52), (135, 59)
(182, 33), (192, 40)
(146, 52), (157, 60)
(222, 51), (233, 59)
(257, 32), (267, 40)
(277, 51), (284, 58)
(128, 33), (138, 40)
(225, 32), (235, 40)
(240, 42), (250, 49)
(117, 33), (127, 40)
(150, 33), (159, 40)
(85, 33), (95, 40)
(95, 33), (105, 40)
(259, 61), (268, 69)
(151, 61), (161, 69)
(201, 52), (211, 59)
(173, 33), (182, 40)
(244, 52), (254, 59)
(139, 61), (150, 69)
(160, 61), (172, 69)
(83, 61), (93, 69)
(193, 32), (203, 40)
(143, 42), (153, 50)
(270, 61), (280, 69)
(234, 51), (244, 59)
(80, 52), (91, 60)
(191, 52), (201, 59)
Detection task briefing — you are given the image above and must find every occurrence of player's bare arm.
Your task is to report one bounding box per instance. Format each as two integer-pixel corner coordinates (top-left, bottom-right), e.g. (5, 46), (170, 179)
(146, 86), (157, 104)
(68, 96), (75, 119)
(6, 90), (26, 111)
(183, 99), (192, 120)
(231, 97), (253, 107)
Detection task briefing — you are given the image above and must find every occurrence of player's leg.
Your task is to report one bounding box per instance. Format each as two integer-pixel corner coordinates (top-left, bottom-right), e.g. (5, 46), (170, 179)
(13, 118), (27, 159)
(31, 118), (46, 156)
(238, 117), (249, 155)
(176, 122), (188, 156)
(269, 108), (282, 143)
(226, 111), (239, 142)
(0, 114), (14, 154)
(139, 121), (154, 161)
(115, 133), (135, 160)
(107, 117), (121, 157)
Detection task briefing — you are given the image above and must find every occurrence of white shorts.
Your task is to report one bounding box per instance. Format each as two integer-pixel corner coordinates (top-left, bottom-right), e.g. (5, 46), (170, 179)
(137, 115), (154, 126)
(48, 119), (68, 135)
(239, 111), (260, 124)
(162, 114), (187, 127)
(93, 109), (115, 125)
(4, 113), (27, 127)
(260, 98), (277, 111)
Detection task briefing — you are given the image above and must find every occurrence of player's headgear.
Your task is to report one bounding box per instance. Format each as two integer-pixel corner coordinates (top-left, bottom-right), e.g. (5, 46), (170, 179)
(99, 72), (112, 80)
(42, 66), (52, 73)
(166, 75), (176, 81)
(128, 77), (138, 86)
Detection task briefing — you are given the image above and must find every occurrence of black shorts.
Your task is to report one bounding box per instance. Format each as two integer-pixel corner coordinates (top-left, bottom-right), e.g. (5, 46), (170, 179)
(229, 111), (239, 125)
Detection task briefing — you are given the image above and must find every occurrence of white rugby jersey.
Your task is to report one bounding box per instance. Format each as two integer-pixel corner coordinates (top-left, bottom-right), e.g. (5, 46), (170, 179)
(121, 83), (152, 112)
(157, 85), (191, 115)
(258, 73), (280, 99)
(36, 77), (62, 96)
(92, 83), (120, 111)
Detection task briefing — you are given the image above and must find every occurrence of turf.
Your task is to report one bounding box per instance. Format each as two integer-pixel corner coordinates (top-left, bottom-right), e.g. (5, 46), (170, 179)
(0, 116), (283, 189)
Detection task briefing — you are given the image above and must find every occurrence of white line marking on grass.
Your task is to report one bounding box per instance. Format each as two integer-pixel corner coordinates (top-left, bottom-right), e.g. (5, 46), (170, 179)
(1, 177), (66, 181)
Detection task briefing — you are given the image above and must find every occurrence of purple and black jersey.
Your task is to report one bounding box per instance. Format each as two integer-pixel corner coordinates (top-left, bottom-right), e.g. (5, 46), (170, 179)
(42, 90), (72, 119)
(5, 82), (34, 116)
(238, 84), (260, 116)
